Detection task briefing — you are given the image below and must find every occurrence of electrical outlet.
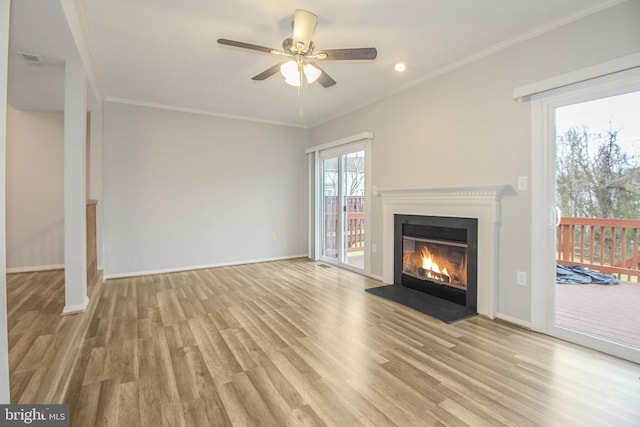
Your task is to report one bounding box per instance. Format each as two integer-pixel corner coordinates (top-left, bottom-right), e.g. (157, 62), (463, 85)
(517, 271), (527, 287)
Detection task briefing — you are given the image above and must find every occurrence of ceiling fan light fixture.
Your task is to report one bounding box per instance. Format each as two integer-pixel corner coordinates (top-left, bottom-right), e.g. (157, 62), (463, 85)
(303, 63), (321, 84)
(280, 60), (301, 86)
(280, 61), (321, 86)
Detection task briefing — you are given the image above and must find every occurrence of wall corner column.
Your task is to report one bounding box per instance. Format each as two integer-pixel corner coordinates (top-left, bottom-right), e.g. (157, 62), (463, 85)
(63, 59), (89, 314)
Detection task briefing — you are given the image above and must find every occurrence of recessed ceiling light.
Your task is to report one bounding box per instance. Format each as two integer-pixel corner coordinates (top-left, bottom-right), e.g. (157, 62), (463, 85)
(394, 63), (406, 72)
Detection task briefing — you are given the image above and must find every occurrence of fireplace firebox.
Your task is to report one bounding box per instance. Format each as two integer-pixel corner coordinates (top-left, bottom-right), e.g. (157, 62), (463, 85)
(394, 215), (478, 311)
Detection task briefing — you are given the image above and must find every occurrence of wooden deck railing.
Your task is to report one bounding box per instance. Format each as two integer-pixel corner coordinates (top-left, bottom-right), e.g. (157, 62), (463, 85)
(557, 216), (640, 281)
(324, 196), (365, 256)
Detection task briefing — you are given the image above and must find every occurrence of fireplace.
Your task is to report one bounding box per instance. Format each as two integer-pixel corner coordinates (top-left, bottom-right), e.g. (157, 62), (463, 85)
(395, 215), (477, 311)
(379, 185), (512, 318)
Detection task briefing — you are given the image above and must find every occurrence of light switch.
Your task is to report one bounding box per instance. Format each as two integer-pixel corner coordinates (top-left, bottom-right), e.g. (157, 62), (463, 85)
(517, 271), (527, 287)
(518, 176), (528, 191)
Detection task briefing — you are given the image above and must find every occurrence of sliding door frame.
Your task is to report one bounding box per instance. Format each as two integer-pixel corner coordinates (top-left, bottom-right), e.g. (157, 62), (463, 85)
(307, 132), (372, 275)
(530, 68), (640, 363)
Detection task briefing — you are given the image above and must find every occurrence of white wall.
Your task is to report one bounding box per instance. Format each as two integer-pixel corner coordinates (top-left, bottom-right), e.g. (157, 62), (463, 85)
(308, 2), (640, 323)
(0, 0), (12, 403)
(102, 102), (308, 276)
(88, 110), (104, 268)
(6, 106), (64, 270)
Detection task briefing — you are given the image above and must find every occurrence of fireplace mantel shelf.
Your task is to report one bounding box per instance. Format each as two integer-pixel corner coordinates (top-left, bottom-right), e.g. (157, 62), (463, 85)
(376, 184), (515, 198)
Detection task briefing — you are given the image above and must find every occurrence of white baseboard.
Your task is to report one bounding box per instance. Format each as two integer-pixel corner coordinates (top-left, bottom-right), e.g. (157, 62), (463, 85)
(62, 296), (89, 315)
(495, 312), (532, 329)
(7, 264), (65, 273)
(366, 272), (383, 282)
(103, 254), (309, 279)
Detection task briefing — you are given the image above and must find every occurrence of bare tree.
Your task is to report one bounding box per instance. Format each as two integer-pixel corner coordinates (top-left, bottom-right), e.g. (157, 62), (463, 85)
(344, 152), (365, 196)
(556, 124), (640, 219)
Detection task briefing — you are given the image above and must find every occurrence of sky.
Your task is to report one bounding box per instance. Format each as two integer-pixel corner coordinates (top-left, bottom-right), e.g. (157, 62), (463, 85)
(555, 90), (640, 155)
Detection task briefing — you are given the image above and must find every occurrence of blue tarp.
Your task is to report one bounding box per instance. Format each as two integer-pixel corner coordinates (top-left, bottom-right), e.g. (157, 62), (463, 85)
(556, 264), (619, 285)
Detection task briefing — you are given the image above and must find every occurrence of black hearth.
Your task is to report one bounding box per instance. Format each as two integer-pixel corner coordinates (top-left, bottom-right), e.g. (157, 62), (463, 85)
(394, 214), (478, 311)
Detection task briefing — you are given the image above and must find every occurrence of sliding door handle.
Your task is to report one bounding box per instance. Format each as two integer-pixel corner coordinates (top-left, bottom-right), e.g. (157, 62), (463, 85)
(552, 206), (562, 227)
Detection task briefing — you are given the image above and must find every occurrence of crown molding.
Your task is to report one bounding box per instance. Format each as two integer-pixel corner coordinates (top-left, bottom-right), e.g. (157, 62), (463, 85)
(308, 0), (628, 129)
(105, 97), (310, 129)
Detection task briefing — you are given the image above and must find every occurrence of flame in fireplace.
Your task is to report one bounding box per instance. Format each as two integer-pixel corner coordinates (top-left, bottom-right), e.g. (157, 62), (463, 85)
(421, 247), (450, 280)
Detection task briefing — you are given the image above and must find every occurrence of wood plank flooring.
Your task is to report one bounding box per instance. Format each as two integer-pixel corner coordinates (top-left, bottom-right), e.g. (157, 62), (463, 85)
(7, 269), (94, 403)
(18, 259), (640, 425)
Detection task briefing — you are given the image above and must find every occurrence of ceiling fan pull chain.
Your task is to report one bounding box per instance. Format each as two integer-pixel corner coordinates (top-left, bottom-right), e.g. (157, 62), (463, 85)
(298, 62), (303, 97)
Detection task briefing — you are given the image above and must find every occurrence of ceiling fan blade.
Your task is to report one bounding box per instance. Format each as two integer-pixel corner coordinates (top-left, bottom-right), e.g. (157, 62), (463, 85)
(292, 9), (317, 52)
(309, 63), (336, 88)
(316, 47), (377, 61)
(252, 63), (284, 81)
(318, 72), (336, 88)
(217, 38), (276, 54)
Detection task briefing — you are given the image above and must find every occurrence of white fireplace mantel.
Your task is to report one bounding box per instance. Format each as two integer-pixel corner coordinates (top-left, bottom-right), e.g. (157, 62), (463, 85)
(378, 185), (514, 319)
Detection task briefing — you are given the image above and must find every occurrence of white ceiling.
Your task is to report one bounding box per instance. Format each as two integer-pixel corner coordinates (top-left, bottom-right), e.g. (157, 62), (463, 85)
(8, 0), (77, 111)
(8, 0), (624, 127)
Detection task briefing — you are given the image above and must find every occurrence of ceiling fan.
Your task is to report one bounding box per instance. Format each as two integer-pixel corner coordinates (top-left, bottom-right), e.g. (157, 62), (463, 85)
(217, 9), (377, 88)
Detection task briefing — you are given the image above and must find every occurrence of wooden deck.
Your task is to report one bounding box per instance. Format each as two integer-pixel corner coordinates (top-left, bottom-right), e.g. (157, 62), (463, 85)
(556, 280), (640, 349)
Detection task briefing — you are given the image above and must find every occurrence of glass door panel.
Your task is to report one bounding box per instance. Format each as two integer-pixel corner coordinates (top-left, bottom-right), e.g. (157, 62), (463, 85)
(319, 147), (366, 271)
(553, 90), (640, 350)
(321, 157), (338, 259)
(342, 150), (365, 268)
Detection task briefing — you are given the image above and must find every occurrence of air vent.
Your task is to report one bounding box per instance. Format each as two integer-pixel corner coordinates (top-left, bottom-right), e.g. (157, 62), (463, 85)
(18, 51), (44, 66)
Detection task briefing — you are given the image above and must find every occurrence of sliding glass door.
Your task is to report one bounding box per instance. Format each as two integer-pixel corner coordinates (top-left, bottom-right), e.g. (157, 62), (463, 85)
(319, 147), (366, 270)
(554, 91), (640, 353)
(531, 68), (640, 363)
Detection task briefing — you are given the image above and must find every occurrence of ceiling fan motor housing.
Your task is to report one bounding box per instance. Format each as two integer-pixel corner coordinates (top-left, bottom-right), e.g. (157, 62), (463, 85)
(291, 9), (317, 53)
(283, 37), (315, 55)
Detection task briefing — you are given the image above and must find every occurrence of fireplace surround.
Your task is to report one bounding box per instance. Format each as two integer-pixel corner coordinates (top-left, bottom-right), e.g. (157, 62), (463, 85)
(395, 214), (478, 311)
(378, 185), (512, 319)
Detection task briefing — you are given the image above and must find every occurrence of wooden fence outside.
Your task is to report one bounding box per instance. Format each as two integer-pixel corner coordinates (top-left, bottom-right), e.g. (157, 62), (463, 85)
(324, 196), (365, 257)
(557, 216), (640, 281)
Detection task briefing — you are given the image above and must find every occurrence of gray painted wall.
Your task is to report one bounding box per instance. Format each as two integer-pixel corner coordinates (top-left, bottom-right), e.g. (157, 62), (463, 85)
(102, 102), (309, 276)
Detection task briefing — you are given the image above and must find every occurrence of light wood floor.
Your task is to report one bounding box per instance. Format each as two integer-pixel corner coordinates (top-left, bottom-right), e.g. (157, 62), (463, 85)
(7, 269), (95, 403)
(10, 259), (640, 426)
